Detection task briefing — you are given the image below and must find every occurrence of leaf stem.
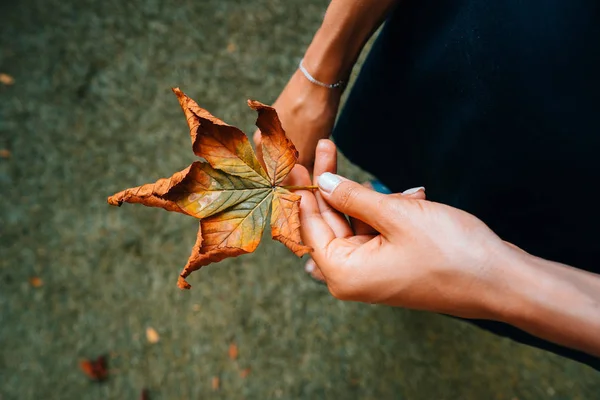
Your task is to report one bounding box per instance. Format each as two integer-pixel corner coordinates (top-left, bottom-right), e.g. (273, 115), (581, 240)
(280, 185), (319, 191)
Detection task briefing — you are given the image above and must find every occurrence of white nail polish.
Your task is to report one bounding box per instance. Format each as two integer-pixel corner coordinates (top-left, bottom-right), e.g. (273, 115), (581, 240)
(402, 186), (425, 195)
(305, 260), (315, 273)
(318, 172), (342, 193)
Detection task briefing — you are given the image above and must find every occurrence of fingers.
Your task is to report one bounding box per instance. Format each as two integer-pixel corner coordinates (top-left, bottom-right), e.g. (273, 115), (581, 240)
(317, 173), (397, 235)
(313, 139), (337, 176)
(349, 181), (384, 236)
(350, 217), (378, 236)
(253, 129), (265, 170)
(313, 140), (353, 238)
(304, 258), (326, 282)
(296, 167), (336, 253)
(401, 186), (426, 200)
(285, 164), (312, 187)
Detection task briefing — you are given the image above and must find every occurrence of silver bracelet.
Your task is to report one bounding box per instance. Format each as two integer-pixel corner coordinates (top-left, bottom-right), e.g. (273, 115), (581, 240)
(298, 58), (346, 89)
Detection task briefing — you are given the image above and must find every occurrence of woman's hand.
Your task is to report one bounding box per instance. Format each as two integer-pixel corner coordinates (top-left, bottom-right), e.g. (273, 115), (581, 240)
(290, 140), (509, 319)
(291, 140), (600, 357)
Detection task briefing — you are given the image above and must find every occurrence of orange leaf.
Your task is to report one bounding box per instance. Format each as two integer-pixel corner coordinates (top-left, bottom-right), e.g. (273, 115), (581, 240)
(108, 88), (313, 289)
(240, 368), (251, 378)
(211, 376), (220, 391)
(228, 343), (238, 360)
(29, 276), (43, 288)
(146, 327), (160, 344)
(0, 73), (14, 85)
(80, 356), (108, 381)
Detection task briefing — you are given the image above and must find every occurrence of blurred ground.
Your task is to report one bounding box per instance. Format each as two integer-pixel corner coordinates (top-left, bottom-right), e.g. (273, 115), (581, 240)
(0, 0), (598, 399)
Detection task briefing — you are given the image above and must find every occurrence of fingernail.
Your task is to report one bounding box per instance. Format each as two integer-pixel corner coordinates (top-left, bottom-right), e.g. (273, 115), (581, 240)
(318, 172), (342, 193)
(305, 259), (315, 273)
(402, 186), (425, 195)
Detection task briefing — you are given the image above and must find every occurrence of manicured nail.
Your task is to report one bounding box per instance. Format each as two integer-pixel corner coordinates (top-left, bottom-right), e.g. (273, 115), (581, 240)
(402, 186), (425, 195)
(305, 259), (315, 273)
(318, 172), (342, 193)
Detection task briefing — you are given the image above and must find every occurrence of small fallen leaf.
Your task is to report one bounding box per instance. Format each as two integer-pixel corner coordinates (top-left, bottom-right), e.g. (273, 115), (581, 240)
(0, 149), (10, 159)
(240, 368), (251, 378)
(226, 42), (236, 53)
(192, 304), (201, 311)
(0, 73), (14, 85)
(146, 327), (160, 344)
(29, 276), (43, 288)
(211, 376), (220, 391)
(228, 343), (238, 360)
(108, 88), (314, 289)
(80, 355), (108, 381)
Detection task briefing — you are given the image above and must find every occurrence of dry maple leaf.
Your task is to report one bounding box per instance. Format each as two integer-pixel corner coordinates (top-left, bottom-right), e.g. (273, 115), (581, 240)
(228, 343), (238, 360)
(80, 355), (108, 382)
(240, 367), (251, 378)
(108, 88), (314, 289)
(0, 73), (15, 85)
(28, 276), (43, 288)
(211, 376), (220, 391)
(146, 327), (160, 344)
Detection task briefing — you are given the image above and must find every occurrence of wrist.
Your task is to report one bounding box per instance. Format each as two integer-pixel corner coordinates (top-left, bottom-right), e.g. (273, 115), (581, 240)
(481, 246), (541, 322)
(302, 25), (364, 84)
(483, 245), (600, 356)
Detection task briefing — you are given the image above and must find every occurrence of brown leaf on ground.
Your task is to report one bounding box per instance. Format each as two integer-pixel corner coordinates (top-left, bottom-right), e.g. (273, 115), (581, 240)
(108, 88), (313, 289)
(211, 376), (220, 391)
(146, 327), (160, 344)
(0, 149), (10, 159)
(29, 276), (43, 288)
(226, 42), (236, 53)
(240, 368), (251, 378)
(140, 389), (150, 400)
(80, 355), (108, 382)
(0, 73), (14, 85)
(228, 343), (238, 360)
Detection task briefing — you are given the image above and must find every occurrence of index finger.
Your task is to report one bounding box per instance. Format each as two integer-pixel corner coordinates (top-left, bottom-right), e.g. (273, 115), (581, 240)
(289, 166), (337, 253)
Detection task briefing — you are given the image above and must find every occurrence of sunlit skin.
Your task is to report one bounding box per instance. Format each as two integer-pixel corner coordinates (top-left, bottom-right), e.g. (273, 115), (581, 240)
(286, 139), (600, 358)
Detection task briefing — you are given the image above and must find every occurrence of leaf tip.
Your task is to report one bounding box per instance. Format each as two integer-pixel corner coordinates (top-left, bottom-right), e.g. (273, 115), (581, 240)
(272, 234), (312, 257)
(247, 99), (269, 111)
(107, 195), (122, 207)
(172, 87), (188, 105)
(177, 276), (192, 290)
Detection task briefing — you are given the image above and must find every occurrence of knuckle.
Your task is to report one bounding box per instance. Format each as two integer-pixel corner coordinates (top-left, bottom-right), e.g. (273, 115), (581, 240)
(383, 197), (407, 220)
(337, 184), (360, 210)
(328, 282), (356, 301)
(325, 266), (360, 301)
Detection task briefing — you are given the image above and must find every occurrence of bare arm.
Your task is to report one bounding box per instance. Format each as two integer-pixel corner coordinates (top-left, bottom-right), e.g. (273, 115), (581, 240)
(293, 139), (600, 359)
(302, 0), (399, 83)
(254, 0), (399, 168)
(494, 251), (600, 357)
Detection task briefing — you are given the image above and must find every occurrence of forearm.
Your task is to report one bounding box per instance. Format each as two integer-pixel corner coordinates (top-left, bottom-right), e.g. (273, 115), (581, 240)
(489, 248), (600, 357)
(303, 0), (399, 83)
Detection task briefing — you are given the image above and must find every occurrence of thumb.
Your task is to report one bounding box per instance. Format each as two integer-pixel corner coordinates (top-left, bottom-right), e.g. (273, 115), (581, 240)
(317, 172), (397, 235)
